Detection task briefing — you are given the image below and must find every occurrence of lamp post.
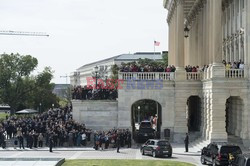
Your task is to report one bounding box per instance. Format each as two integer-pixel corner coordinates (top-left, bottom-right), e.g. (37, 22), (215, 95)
(94, 66), (98, 89)
(138, 106), (140, 123)
(39, 103), (42, 114)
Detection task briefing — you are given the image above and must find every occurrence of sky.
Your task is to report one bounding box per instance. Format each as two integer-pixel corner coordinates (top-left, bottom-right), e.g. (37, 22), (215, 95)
(0, 0), (169, 84)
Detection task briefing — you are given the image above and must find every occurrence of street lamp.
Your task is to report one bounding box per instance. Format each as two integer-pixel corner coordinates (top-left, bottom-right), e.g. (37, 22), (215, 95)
(52, 103), (54, 109)
(138, 106), (140, 123)
(184, 26), (190, 38)
(94, 66), (99, 89)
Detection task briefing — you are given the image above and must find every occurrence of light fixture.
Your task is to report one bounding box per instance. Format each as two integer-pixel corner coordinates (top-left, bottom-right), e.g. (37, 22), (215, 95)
(94, 65), (98, 72)
(184, 26), (190, 38)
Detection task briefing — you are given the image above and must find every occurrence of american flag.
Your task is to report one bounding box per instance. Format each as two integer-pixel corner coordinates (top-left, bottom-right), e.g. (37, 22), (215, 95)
(154, 40), (160, 46)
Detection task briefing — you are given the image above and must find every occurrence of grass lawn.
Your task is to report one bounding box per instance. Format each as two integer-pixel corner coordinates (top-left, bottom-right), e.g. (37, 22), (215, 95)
(0, 113), (7, 120)
(62, 159), (194, 166)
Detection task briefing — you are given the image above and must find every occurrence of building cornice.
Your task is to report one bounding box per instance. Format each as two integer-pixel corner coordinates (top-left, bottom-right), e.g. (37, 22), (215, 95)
(185, 0), (206, 27)
(166, 0), (177, 24)
(222, 0), (233, 11)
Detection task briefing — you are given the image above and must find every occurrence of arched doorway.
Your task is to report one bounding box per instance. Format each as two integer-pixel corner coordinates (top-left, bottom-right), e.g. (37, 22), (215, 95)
(226, 97), (243, 141)
(131, 99), (162, 140)
(187, 96), (201, 132)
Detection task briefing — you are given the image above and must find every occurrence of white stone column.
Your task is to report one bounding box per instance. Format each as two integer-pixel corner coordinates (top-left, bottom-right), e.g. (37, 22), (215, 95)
(169, 10), (176, 65)
(210, 0), (225, 78)
(202, 93), (208, 139)
(206, 91), (211, 140)
(174, 0), (185, 80)
(198, 12), (204, 67)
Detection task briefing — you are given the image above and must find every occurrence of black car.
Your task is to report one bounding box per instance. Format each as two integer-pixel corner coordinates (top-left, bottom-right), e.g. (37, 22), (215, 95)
(140, 139), (172, 158)
(231, 153), (250, 166)
(136, 121), (155, 142)
(201, 143), (242, 166)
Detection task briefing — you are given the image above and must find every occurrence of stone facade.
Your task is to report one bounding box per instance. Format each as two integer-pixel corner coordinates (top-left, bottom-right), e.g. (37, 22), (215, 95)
(163, 0), (250, 146)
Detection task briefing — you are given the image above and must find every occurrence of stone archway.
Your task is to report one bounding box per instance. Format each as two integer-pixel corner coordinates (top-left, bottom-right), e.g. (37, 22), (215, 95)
(187, 96), (202, 132)
(226, 96), (243, 140)
(131, 99), (162, 139)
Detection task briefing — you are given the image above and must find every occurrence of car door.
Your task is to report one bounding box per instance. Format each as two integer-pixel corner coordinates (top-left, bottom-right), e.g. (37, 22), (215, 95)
(147, 140), (155, 155)
(142, 140), (150, 154)
(204, 144), (212, 162)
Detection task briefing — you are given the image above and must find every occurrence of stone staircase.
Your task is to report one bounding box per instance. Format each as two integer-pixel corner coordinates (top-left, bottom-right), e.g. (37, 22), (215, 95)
(189, 134), (249, 153)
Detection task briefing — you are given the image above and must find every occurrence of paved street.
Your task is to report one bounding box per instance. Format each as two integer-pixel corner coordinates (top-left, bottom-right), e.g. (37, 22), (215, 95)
(0, 144), (202, 166)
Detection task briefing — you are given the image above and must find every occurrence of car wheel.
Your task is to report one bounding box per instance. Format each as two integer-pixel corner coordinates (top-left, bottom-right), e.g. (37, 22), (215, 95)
(152, 151), (157, 158)
(200, 156), (206, 165)
(167, 153), (172, 158)
(142, 149), (145, 155)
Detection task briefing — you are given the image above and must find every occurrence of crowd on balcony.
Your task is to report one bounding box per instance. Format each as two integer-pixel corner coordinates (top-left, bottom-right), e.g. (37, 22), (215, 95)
(222, 60), (244, 70)
(185, 65), (201, 72)
(72, 85), (118, 100)
(119, 63), (176, 73)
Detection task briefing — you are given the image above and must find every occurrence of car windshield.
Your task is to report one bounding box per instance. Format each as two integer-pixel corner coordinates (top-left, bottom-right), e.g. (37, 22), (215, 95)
(157, 141), (169, 146)
(220, 146), (242, 154)
(140, 122), (151, 128)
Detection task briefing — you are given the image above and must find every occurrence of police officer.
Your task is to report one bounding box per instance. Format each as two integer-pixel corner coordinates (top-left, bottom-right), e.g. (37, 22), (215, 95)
(116, 133), (121, 153)
(49, 133), (54, 152)
(184, 133), (189, 152)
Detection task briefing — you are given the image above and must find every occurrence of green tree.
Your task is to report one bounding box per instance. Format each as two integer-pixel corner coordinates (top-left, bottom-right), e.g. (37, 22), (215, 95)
(0, 53), (59, 113)
(0, 53), (38, 112)
(162, 51), (168, 65)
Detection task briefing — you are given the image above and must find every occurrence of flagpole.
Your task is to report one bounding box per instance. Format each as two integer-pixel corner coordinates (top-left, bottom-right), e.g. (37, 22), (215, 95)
(153, 40), (155, 61)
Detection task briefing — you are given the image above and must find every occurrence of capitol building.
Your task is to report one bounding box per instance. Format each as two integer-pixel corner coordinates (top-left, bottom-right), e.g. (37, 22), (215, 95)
(72, 0), (250, 146)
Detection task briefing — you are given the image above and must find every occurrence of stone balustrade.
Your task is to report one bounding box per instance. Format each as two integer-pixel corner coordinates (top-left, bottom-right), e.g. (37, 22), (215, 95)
(225, 69), (244, 79)
(186, 72), (203, 80)
(118, 72), (175, 81)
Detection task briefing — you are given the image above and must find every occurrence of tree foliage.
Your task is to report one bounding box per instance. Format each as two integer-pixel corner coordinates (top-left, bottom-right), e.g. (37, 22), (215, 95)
(0, 53), (58, 114)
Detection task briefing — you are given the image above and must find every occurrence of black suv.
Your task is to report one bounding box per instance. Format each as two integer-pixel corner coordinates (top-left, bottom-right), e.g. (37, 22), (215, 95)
(141, 139), (172, 158)
(231, 153), (250, 166)
(201, 143), (242, 166)
(136, 121), (155, 142)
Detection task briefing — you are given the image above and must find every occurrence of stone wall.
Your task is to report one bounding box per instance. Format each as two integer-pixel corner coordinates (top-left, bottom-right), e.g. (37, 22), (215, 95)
(72, 100), (118, 130)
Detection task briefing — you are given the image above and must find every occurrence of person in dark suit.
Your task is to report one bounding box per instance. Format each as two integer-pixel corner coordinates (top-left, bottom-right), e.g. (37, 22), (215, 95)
(19, 135), (25, 149)
(49, 134), (54, 152)
(116, 133), (121, 153)
(184, 133), (189, 152)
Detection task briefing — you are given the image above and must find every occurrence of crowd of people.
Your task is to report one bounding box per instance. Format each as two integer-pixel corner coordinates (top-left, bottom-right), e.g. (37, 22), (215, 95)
(185, 65), (200, 72)
(93, 128), (132, 152)
(0, 106), (93, 150)
(0, 107), (132, 152)
(120, 63), (176, 73)
(222, 60), (244, 70)
(72, 85), (118, 100)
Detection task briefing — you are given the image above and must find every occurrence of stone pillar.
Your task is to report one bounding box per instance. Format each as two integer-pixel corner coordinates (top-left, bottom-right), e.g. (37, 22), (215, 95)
(168, 11), (176, 65)
(174, 0), (185, 80)
(205, 91), (211, 140)
(210, 0), (225, 78)
(246, 0), (250, 78)
(198, 12), (204, 67)
(208, 92), (227, 142)
(202, 93), (208, 139)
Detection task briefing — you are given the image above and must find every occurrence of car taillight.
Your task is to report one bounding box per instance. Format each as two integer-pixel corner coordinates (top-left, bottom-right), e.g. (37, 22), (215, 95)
(156, 146), (160, 150)
(218, 153), (222, 160)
